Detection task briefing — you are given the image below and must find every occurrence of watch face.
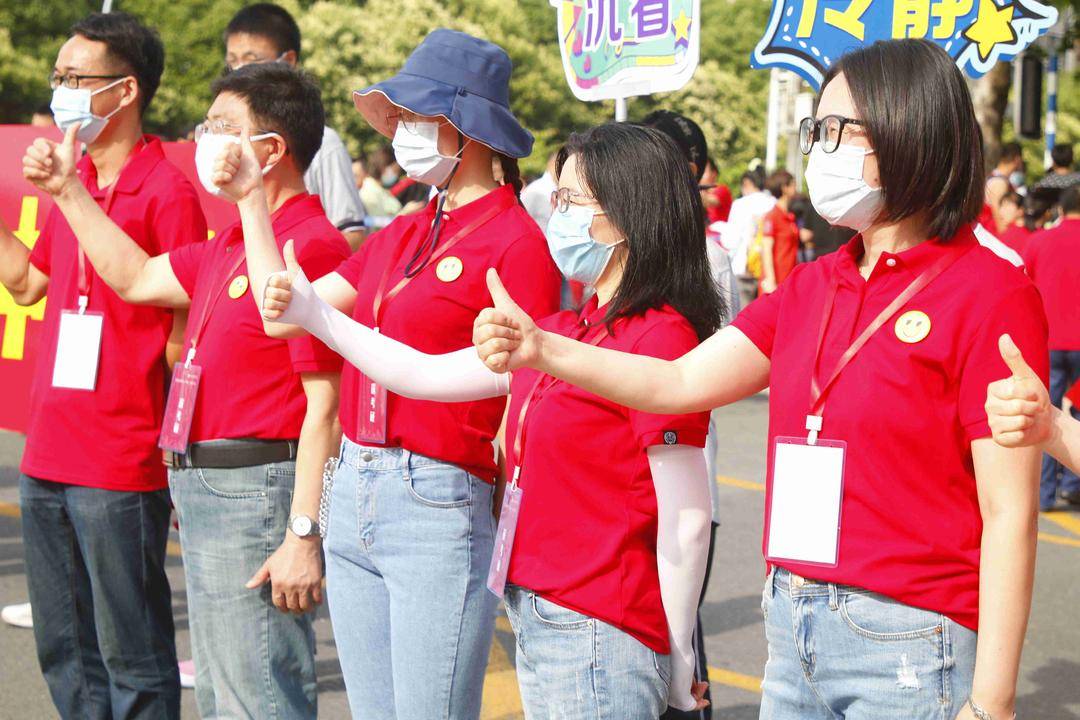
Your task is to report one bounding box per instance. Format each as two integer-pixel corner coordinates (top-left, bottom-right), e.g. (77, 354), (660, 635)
(292, 516), (313, 536)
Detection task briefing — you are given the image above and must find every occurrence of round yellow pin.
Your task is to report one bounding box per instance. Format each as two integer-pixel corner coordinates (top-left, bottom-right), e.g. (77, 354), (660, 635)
(228, 275), (249, 300)
(894, 310), (931, 344)
(436, 256), (464, 283)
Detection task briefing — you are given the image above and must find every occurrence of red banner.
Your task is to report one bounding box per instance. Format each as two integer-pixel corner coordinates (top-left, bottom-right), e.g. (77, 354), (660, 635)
(0, 125), (238, 433)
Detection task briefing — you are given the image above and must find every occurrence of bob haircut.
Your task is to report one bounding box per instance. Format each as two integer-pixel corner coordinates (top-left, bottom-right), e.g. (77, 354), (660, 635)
(556, 122), (725, 341)
(821, 39), (984, 241)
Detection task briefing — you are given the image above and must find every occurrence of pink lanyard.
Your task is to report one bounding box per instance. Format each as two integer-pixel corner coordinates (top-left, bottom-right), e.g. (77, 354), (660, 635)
(184, 248), (247, 365)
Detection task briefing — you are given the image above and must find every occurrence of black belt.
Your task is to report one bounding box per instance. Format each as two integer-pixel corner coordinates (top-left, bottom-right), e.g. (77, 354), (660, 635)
(163, 439), (298, 469)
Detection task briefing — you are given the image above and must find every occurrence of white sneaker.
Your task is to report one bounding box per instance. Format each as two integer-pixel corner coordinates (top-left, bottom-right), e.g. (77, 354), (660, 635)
(1, 602), (33, 629)
(178, 659), (195, 689)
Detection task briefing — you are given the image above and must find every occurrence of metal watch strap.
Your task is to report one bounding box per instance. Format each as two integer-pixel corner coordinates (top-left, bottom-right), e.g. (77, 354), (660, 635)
(968, 698), (1014, 720)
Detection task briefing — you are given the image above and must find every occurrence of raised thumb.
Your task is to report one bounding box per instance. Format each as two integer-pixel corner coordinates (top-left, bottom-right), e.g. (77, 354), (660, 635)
(999, 333), (1035, 379)
(486, 268), (519, 312)
(283, 239), (300, 277)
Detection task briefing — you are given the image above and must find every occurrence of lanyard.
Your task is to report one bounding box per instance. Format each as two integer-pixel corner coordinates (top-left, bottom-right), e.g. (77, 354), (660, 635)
(509, 323), (610, 486)
(184, 246), (248, 366)
(75, 139), (146, 311)
(804, 245), (972, 444)
(371, 192), (514, 329)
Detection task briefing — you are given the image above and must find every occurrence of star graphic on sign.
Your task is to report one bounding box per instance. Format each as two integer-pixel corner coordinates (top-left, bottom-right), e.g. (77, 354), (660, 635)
(963, 0), (1017, 61)
(673, 9), (692, 42)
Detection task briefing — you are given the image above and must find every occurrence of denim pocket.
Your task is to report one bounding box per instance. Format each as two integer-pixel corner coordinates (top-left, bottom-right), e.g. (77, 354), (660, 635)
(196, 467), (268, 499)
(404, 464), (472, 508)
(839, 592), (944, 642)
(652, 651), (672, 685)
(530, 594), (593, 630)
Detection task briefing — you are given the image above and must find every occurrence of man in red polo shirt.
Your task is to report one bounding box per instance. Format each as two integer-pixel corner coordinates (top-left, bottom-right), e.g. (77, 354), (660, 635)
(3, 13), (204, 719)
(1023, 186), (1080, 510)
(24, 63), (348, 719)
(759, 169), (800, 295)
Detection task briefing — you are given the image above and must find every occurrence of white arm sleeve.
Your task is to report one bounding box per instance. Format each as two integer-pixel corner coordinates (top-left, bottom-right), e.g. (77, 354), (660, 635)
(648, 444), (712, 712)
(277, 270), (509, 402)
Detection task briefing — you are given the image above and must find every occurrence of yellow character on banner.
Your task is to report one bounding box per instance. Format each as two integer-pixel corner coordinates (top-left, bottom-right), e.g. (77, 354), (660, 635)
(1, 196), (47, 361)
(893, 0), (973, 39)
(798, 0), (872, 40)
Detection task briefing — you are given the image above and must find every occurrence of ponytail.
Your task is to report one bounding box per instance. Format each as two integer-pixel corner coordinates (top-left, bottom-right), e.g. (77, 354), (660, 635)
(497, 154), (524, 197)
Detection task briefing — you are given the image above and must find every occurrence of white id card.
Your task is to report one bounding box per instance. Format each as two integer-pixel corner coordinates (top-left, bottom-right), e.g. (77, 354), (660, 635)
(52, 309), (104, 391)
(765, 436), (847, 567)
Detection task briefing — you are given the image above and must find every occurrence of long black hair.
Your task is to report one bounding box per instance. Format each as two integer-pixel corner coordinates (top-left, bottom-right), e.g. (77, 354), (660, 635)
(557, 123), (726, 341)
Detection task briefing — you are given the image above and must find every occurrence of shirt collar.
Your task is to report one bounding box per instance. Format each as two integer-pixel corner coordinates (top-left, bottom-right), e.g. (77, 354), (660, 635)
(420, 184), (517, 229)
(574, 295), (613, 337)
(222, 192), (325, 247)
(836, 223), (978, 285)
(79, 135), (165, 198)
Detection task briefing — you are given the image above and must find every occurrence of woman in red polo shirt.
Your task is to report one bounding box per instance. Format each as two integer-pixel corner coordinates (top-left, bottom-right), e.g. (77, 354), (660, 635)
(473, 40), (1047, 720)
(224, 30), (560, 719)
(233, 122), (723, 716)
(759, 169), (800, 295)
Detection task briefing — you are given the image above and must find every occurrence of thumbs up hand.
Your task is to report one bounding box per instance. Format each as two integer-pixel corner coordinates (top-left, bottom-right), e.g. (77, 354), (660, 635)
(986, 334), (1053, 449)
(23, 122), (80, 197)
(261, 239), (301, 321)
(473, 268), (539, 373)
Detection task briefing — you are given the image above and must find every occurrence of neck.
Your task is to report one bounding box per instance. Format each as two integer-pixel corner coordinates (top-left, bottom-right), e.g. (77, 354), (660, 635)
(443, 145), (499, 211)
(777, 195), (790, 211)
(87, 118), (142, 187)
(858, 216), (928, 276)
(262, 170), (307, 215)
(593, 251), (626, 307)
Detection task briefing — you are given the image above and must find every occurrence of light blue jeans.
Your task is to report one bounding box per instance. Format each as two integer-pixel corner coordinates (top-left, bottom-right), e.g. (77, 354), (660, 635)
(325, 440), (498, 719)
(504, 585), (671, 720)
(759, 568), (977, 720)
(169, 462), (317, 720)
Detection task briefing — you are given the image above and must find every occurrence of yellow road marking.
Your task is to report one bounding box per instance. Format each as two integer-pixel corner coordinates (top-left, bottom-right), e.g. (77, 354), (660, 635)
(1042, 511), (1080, 538)
(716, 475), (766, 491)
(0, 502), (19, 518)
(707, 666), (763, 694)
(1038, 531), (1080, 548)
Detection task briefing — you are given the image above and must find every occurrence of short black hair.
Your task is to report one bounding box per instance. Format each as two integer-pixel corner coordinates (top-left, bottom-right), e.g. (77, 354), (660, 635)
(557, 123), (726, 340)
(70, 13), (164, 114)
(821, 39), (983, 241)
(766, 169), (794, 199)
(211, 63), (324, 172)
(741, 168), (765, 191)
(641, 110), (709, 183)
(1061, 186), (1080, 215)
(225, 3), (301, 59)
(33, 104), (53, 117)
(1051, 144), (1074, 170)
(1000, 142), (1023, 163)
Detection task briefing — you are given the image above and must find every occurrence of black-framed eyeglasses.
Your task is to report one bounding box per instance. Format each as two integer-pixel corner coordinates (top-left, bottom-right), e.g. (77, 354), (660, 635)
(49, 72), (125, 90)
(799, 115), (867, 155)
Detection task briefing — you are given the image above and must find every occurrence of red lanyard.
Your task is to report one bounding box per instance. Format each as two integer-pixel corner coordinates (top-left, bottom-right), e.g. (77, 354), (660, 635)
(371, 192), (513, 328)
(804, 244), (972, 443)
(184, 246), (247, 365)
(76, 139), (146, 305)
(510, 323), (610, 485)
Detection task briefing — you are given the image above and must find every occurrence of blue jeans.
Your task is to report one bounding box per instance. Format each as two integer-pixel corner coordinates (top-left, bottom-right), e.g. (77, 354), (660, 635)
(169, 461), (316, 720)
(325, 440), (498, 719)
(1041, 350), (1080, 508)
(759, 568), (977, 720)
(19, 475), (179, 720)
(504, 585), (670, 720)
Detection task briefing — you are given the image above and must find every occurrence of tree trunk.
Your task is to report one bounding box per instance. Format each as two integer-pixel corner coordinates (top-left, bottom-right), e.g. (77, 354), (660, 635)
(971, 61), (1013, 171)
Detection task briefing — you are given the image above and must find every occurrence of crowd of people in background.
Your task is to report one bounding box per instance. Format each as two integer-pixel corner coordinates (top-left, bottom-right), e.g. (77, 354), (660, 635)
(0, 4), (1079, 720)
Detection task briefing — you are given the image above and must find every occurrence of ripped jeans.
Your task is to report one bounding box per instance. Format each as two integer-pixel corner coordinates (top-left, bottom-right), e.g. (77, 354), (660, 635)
(759, 568), (977, 720)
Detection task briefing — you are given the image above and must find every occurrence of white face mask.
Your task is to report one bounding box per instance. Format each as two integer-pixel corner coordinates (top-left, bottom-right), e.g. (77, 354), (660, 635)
(194, 132), (280, 197)
(804, 143), (884, 232)
(391, 120), (466, 187)
(50, 78), (126, 145)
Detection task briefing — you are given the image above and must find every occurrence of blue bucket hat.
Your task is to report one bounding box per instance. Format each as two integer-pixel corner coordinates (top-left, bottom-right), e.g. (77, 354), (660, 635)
(354, 29), (533, 159)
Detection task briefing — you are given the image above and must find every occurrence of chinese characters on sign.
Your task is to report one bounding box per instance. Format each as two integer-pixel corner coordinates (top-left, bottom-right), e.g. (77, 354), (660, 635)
(551, 0), (701, 101)
(751, 0), (1057, 89)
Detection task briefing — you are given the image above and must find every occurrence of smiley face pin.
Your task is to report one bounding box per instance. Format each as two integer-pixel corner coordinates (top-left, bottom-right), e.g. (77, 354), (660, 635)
(894, 310), (931, 344)
(228, 275), (250, 300)
(436, 256), (464, 283)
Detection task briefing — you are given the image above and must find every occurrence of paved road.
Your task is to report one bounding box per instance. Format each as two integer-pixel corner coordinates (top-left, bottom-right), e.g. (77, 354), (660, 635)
(2, 398), (1079, 719)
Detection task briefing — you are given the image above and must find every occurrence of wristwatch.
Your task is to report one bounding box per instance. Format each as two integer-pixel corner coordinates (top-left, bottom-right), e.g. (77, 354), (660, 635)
(968, 698), (1016, 720)
(288, 514), (320, 538)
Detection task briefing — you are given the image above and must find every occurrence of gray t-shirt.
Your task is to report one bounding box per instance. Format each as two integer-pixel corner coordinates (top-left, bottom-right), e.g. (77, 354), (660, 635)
(304, 126), (366, 233)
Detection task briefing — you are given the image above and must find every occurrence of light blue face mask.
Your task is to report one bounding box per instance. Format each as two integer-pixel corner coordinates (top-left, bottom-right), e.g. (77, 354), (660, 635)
(50, 78), (125, 145)
(544, 203), (624, 285)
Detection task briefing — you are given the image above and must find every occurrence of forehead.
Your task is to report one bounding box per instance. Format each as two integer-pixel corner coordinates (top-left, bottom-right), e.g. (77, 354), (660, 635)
(207, 92), (254, 125)
(817, 73), (858, 119)
(557, 153), (588, 194)
(56, 35), (111, 72)
(225, 32), (279, 59)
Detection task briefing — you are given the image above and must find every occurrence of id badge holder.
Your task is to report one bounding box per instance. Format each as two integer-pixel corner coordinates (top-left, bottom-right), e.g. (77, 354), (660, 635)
(158, 349), (203, 453)
(487, 468), (524, 598)
(764, 416), (847, 568)
(52, 296), (104, 391)
(355, 327), (388, 444)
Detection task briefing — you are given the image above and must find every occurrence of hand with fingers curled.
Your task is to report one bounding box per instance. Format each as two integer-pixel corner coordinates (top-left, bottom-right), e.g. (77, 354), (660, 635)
(261, 239), (300, 322)
(212, 128), (265, 204)
(986, 333), (1054, 450)
(23, 122), (82, 197)
(473, 268), (541, 373)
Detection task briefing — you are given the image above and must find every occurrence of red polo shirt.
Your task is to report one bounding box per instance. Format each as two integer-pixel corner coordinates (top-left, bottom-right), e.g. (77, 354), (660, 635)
(505, 298), (710, 653)
(732, 225), (1049, 631)
(23, 137), (206, 491)
(1000, 224), (1033, 255)
(335, 185), (560, 481)
(1022, 218), (1080, 351)
(168, 193), (349, 442)
(761, 204), (799, 292)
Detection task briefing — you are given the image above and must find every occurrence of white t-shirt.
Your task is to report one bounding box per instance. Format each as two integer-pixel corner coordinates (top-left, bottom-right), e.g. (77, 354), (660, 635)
(304, 126), (366, 233)
(521, 172), (556, 230)
(722, 191), (776, 275)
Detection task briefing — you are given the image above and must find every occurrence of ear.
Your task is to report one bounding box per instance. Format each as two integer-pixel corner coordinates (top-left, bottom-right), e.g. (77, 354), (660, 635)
(262, 133), (289, 169)
(117, 76), (140, 112)
(280, 50), (299, 67)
